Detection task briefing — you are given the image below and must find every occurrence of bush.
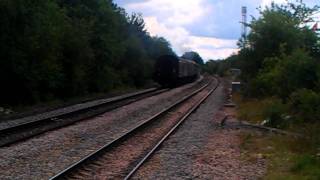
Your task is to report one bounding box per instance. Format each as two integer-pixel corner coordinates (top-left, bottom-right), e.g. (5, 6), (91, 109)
(254, 49), (319, 99)
(263, 98), (289, 128)
(290, 89), (320, 122)
(290, 154), (320, 178)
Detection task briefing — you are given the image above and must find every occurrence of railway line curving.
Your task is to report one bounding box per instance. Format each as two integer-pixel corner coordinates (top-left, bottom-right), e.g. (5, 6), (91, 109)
(50, 77), (220, 179)
(0, 76), (209, 179)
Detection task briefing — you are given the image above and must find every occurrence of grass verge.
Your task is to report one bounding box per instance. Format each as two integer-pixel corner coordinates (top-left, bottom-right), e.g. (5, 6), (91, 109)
(240, 131), (320, 180)
(233, 93), (271, 124)
(236, 94), (320, 179)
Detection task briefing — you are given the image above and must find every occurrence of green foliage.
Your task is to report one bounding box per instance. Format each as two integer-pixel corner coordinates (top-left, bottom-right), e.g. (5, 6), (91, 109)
(233, 94), (272, 124)
(203, 60), (220, 75)
(0, 0), (68, 103)
(181, 51), (204, 65)
(233, 1), (320, 131)
(233, 3), (320, 177)
(290, 154), (320, 179)
(256, 49), (319, 99)
(290, 89), (320, 122)
(238, 0), (319, 87)
(240, 129), (320, 180)
(146, 37), (175, 59)
(263, 98), (288, 128)
(0, 0), (175, 106)
(203, 54), (239, 76)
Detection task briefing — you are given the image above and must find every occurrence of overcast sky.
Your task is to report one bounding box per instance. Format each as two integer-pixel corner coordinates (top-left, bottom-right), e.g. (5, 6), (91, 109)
(114, 0), (318, 61)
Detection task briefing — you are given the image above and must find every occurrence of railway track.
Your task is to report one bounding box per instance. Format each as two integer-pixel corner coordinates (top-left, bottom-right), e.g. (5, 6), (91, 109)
(50, 77), (220, 180)
(0, 88), (170, 147)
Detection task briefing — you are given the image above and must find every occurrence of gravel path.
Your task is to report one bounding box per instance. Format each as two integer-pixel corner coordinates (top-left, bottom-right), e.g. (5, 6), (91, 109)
(0, 79), (206, 180)
(133, 79), (266, 179)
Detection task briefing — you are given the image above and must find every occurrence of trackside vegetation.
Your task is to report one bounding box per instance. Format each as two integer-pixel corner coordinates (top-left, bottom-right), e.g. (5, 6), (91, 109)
(0, 0), (175, 106)
(204, 0), (320, 178)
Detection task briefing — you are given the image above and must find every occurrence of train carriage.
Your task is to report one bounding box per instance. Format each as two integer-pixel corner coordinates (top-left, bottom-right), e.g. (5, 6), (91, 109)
(154, 55), (200, 87)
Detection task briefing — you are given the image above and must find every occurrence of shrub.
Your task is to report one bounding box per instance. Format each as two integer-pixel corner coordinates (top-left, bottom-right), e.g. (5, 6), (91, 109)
(290, 89), (320, 122)
(263, 98), (289, 128)
(255, 49), (319, 99)
(290, 154), (320, 178)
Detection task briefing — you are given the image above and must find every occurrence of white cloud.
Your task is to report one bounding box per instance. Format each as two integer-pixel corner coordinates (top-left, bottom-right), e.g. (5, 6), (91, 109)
(126, 0), (211, 26)
(187, 36), (237, 49)
(196, 48), (239, 60)
(144, 17), (238, 60)
(185, 36), (239, 60)
(124, 0), (238, 60)
(144, 17), (190, 53)
(118, 0), (317, 60)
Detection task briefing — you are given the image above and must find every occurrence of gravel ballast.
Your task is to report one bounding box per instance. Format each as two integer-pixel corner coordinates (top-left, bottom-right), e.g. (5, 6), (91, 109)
(71, 81), (216, 179)
(0, 88), (159, 130)
(0, 79), (207, 180)
(133, 79), (267, 179)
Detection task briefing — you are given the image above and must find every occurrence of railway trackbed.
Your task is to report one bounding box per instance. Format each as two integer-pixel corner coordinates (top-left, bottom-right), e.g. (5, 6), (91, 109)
(50, 77), (220, 180)
(0, 88), (169, 147)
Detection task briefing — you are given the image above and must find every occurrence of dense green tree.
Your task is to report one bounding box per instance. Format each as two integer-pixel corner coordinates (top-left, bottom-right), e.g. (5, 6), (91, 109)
(0, 0), (69, 103)
(146, 37), (175, 59)
(290, 88), (320, 122)
(0, 0), (175, 106)
(181, 51), (204, 65)
(256, 49), (319, 99)
(203, 54), (239, 76)
(236, 1), (319, 98)
(238, 1), (319, 85)
(203, 60), (219, 75)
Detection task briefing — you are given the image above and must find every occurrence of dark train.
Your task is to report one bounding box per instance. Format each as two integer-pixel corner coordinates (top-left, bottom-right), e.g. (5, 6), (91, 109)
(153, 55), (200, 87)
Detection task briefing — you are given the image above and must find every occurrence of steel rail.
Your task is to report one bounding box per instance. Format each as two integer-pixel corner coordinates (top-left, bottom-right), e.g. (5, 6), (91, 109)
(49, 80), (212, 180)
(124, 78), (220, 179)
(0, 88), (169, 147)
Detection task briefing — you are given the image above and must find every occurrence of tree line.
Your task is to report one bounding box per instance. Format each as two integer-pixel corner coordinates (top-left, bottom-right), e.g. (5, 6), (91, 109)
(0, 0), (175, 106)
(204, 1), (320, 127)
(237, 1), (320, 127)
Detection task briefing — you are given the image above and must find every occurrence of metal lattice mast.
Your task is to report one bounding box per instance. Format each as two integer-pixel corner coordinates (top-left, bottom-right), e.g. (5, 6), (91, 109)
(241, 6), (247, 39)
